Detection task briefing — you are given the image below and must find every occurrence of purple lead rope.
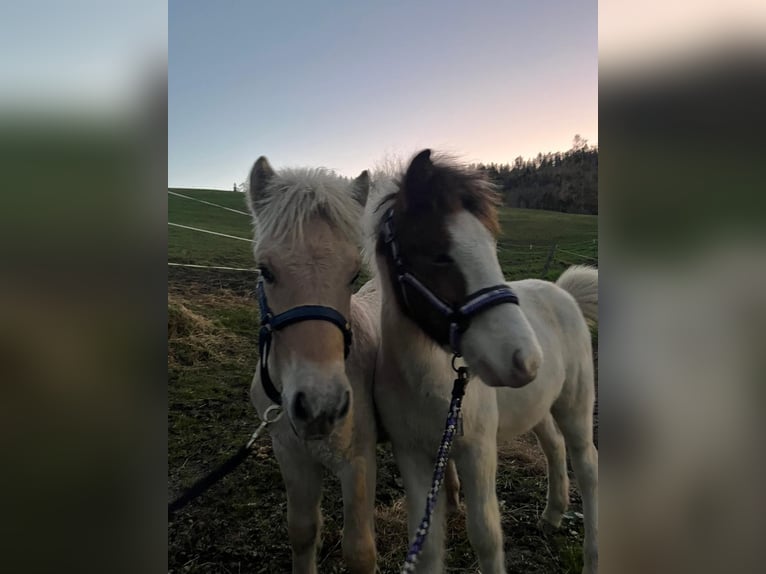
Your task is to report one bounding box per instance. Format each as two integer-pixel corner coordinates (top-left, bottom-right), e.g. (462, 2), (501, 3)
(401, 365), (469, 573)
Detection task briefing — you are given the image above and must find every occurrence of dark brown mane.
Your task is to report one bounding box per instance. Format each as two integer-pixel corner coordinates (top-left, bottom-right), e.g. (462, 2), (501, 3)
(372, 150), (503, 348)
(395, 154), (501, 236)
(432, 157), (501, 236)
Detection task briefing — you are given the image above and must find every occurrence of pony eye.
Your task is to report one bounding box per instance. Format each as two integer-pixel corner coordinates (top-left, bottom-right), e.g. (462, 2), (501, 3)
(258, 266), (276, 284)
(433, 253), (454, 266)
(350, 271), (360, 285)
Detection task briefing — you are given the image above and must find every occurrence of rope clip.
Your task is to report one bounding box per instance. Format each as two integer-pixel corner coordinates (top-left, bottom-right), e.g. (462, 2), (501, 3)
(245, 405), (283, 449)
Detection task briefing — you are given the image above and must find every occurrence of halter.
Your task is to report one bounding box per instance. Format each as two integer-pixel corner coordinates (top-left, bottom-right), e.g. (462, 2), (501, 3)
(256, 279), (353, 405)
(381, 206), (519, 356)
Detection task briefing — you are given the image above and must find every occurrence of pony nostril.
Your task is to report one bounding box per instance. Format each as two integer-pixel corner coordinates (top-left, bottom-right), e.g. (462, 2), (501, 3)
(513, 350), (538, 378)
(512, 350), (526, 372)
(293, 391), (311, 421)
(337, 390), (351, 419)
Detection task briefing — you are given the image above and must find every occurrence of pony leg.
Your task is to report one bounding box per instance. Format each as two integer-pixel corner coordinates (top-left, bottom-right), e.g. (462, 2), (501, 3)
(339, 447), (377, 573)
(273, 441), (324, 574)
(445, 459), (461, 514)
(553, 393), (599, 574)
(395, 447), (448, 572)
(533, 412), (570, 528)
(454, 442), (507, 574)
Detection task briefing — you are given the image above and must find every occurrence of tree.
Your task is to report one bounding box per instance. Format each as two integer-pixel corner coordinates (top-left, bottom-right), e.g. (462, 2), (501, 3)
(572, 134), (589, 152)
(471, 141), (598, 214)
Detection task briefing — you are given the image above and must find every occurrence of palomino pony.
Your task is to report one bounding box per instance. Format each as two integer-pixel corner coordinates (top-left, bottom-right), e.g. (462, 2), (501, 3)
(365, 150), (599, 573)
(246, 158), (381, 573)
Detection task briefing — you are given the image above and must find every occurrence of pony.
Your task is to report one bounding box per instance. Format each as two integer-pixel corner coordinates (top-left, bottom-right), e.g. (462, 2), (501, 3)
(246, 157), (381, 573)
(365, 150), (599, 573)
(246, 156), (462, 573)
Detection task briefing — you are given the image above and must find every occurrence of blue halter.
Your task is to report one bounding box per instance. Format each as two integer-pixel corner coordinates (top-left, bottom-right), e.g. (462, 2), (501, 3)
(381, 206), (519, 356)
(256, 279), (353, 405)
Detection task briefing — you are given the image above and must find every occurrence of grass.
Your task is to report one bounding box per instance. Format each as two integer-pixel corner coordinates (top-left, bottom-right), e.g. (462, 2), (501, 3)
(495, 208), (598, 281)
(167, 187), (598, 276)
(168, 189), (254, 268)
(168, 188), (597, 573)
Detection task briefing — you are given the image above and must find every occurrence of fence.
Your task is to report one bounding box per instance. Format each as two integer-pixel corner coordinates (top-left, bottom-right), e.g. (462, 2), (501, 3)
(168, 190), (598, 280)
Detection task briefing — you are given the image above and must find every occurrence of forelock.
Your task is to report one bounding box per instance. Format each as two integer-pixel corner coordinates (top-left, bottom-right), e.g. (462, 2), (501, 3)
(249, 167), (363, 247)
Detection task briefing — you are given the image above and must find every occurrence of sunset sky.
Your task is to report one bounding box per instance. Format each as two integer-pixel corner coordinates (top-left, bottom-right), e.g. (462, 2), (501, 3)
(169, 0), (596, 188)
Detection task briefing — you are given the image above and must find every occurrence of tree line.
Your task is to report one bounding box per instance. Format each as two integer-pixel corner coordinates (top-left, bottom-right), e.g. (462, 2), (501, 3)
(235, 136), (597, 214)
(471, 135), (597, 214)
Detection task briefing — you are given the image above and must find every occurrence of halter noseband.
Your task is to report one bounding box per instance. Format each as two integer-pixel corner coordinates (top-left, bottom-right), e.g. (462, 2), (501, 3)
(381, 206), (519, 356)
(256, 279), (353, 405)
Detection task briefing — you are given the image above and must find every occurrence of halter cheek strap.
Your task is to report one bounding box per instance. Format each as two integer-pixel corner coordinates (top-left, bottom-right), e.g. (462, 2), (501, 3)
(382, 207), (519, 356)
(256, 280), (353, 405)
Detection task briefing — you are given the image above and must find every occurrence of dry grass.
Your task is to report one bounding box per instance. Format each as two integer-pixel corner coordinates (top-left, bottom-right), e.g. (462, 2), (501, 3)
(167, 292), (256, 368)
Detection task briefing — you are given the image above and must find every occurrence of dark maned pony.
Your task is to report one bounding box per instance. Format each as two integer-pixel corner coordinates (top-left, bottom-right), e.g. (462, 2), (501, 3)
(365, 150), (598, 574)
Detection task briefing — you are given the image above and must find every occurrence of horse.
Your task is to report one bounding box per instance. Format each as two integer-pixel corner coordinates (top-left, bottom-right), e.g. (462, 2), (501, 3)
(246, 157), (381, 573)
(364, 150), (599, 573)
(245, 157), (461, 573)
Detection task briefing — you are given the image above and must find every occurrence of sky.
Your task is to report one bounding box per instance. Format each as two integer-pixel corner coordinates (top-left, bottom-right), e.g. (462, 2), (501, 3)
(169, 0), (597, 189)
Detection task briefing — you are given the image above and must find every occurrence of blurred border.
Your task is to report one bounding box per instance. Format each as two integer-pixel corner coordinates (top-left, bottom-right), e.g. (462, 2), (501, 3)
(2, 1), (766, 573)
(1, 2), (167, 573)
(600, 1), (766, 572)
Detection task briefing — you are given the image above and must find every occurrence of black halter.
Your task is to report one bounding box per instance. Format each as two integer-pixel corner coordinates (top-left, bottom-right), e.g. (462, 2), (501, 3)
(256, 279), (353, 405)
(381, 206), (519, 356)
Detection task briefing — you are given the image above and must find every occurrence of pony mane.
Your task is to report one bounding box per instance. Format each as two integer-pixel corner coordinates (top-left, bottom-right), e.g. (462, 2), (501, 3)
(249, 167), (363, 248)
(361, 168), (399, 269)
(362, 153), (501, 267)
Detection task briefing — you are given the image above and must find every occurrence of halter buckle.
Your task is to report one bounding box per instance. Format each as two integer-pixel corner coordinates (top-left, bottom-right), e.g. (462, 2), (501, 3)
(449, 322), (462, 357)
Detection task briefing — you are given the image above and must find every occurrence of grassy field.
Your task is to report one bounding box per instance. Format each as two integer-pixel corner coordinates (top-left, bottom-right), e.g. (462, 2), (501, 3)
(168, 189), (255, 268)
(168, 187), (598, 573)
(168, 187), (598, 275)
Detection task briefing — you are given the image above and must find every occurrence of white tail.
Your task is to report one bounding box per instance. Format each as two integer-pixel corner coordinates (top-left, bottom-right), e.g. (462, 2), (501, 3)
(556, 265), (598, 324)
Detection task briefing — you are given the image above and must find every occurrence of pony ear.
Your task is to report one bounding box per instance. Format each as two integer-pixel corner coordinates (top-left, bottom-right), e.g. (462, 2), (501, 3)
(403, 149), (433, 209)
(248, 156), (275, 210)
(352, 170), (370, 206)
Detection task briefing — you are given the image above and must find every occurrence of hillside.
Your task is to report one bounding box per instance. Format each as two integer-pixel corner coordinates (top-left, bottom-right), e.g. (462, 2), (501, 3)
(168, 187), (598, 279)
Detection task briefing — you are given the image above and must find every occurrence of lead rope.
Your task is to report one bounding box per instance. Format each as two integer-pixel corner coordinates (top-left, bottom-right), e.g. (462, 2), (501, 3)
(168, 405), (283, 520)
(401, 356), (469, 573)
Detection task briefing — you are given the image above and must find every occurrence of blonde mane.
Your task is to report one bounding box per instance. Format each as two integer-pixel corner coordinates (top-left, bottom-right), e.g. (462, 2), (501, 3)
(248, 167), (363, 248)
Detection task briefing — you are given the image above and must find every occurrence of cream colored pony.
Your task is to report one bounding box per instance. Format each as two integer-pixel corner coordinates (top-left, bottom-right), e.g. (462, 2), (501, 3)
(365, 150), (599, 574)
(246, 157), (381, 573)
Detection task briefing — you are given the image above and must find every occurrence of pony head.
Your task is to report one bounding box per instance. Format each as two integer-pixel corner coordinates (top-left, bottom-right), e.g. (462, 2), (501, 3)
(247, 156), (369, 439)
(372, 149), (542, 387)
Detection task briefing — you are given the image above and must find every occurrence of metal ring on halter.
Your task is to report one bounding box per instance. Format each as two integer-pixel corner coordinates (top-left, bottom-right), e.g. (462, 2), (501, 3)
(262, 404), (283, 424)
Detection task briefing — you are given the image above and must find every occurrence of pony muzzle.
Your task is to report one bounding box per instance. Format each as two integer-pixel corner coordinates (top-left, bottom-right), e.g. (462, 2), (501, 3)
(459, 305), (543, 389)
(510, 348), (541, 387)
(287, 373), (352, 439)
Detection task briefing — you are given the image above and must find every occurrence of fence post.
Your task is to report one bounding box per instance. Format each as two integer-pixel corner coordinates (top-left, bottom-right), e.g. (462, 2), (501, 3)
(542, 243), (557, 277)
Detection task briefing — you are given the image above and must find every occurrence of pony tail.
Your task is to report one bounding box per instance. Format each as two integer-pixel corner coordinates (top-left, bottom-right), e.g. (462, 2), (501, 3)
(556, 265), (598, 324)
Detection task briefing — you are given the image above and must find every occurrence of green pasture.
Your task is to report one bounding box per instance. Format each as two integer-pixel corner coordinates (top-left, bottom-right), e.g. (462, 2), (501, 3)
(168, 188), (598, 277)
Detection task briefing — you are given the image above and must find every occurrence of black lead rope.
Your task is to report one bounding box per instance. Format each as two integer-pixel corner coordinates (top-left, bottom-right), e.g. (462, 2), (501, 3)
(168, 444), (252, 520)
(168, 405), (283, 520)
